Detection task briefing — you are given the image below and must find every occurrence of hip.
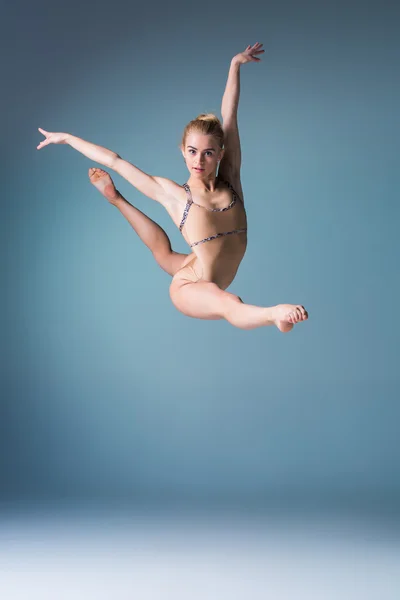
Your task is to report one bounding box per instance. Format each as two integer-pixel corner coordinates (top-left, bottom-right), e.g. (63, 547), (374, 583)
(171, 253), (242, 291)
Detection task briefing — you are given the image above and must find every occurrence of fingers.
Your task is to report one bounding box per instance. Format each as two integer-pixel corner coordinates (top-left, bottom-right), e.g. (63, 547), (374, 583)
(248, 42), (264, 52)
(37, 139), (50, 150)
(37, 127), (51, 150)
(245, 42), (265, 62)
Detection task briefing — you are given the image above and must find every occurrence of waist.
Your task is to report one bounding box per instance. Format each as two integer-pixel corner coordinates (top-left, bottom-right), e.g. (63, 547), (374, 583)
(189, 228), (247, 248)
(189, 237), (247, 289)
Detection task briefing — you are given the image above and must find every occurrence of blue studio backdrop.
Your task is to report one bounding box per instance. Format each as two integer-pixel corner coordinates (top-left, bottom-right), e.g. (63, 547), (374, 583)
(2, 0), (399, 511)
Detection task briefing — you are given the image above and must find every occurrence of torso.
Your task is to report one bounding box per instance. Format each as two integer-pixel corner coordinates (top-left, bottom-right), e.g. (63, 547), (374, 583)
(163, 174), (247, 290)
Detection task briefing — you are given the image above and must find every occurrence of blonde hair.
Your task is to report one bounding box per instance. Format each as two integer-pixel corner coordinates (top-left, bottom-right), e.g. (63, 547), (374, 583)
(181, 113), (224, 150)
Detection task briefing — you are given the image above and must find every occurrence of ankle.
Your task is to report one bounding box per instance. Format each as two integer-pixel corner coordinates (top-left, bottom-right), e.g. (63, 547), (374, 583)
(112, 192), (124, 208)
(264, 307), (276, 326)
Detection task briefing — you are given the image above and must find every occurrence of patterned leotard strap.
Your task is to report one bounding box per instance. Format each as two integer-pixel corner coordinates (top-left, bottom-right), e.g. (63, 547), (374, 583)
(179, 180), (247, 247)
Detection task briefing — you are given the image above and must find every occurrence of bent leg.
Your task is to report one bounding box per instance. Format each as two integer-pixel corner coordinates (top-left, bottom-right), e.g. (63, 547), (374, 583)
(170, 278), (271, 328)
(170, 272), (308, 331)
(89, 167), (187, 276)
(115, 196), (187, 275)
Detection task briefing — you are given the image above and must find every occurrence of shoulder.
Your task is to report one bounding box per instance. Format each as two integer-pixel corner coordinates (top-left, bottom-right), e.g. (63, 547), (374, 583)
(218, 169), (245, 204)
(153, 176), (188, 212)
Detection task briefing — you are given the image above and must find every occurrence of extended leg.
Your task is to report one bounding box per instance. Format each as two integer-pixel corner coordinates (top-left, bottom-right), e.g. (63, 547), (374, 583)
(89, 168), (187, 276)
(170, 276), (308, 332)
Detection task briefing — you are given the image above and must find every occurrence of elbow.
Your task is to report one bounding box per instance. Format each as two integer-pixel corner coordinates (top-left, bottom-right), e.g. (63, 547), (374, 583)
(109, 153), (121, 170)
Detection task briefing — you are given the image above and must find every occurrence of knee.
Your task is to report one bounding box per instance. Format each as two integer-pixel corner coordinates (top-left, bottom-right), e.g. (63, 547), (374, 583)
(152, 247), (171, 266)
(221, 292), (244, 322)
(228, 293), (243, 307)
(153, 248), (177, 276)
(228, 293), (243, 306)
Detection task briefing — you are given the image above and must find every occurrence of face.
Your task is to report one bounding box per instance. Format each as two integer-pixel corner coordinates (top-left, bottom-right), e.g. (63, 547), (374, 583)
(182, 133), (224, 177)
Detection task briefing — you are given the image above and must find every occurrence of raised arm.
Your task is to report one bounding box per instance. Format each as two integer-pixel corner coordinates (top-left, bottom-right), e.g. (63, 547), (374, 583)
(221, 59), (241, 124)
(36, 128), (172, 205)
(219, 43), (264, 180)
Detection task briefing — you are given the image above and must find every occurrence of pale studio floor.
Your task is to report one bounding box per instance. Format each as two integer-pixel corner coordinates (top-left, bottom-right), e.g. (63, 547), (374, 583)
(1, 506), (399, 600)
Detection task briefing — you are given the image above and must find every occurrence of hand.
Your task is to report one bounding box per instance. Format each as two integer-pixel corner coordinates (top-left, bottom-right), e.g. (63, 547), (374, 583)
(233, 42), (264, 65)
(37, 128), (69, 150)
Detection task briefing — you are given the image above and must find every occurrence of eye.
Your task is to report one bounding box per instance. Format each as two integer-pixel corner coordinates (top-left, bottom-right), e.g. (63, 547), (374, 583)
(188, 149), (195, 154)
(206, 151), (212, 156)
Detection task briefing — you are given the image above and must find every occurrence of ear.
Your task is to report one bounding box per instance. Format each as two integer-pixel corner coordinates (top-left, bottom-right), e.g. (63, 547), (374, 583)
(218, 148), (225, 162)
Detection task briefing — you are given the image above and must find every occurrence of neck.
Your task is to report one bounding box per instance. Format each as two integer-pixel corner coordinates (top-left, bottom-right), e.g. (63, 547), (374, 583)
(187, 171), (219, 192)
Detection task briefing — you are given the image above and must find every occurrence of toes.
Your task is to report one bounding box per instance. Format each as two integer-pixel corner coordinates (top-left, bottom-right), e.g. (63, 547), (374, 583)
(296, 305), (307, 321)
(89, 167), (109, 182)
(88, 167), (99, 178)
(286, 306), (308, 325)
(289, 308), (301, 323)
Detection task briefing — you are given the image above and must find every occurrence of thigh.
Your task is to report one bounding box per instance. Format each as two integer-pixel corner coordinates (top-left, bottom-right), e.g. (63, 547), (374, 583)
(170, 257), (237, 321)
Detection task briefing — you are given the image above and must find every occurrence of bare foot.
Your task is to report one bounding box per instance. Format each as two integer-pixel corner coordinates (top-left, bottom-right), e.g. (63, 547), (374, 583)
(272, 304), (308, 333)
(88, 168), (120, 205)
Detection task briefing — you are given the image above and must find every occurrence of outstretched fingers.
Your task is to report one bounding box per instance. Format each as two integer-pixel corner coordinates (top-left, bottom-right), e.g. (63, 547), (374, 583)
(37, 127), (50, 150)
(36, 128), (68, 149)
(37, 139), (51, 150)
(246, 42), (265, 61)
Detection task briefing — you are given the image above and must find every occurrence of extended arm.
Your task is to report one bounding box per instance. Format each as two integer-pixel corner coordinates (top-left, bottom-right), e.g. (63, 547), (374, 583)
(219, 43), (264, 180)
(37, 128), (171, 205)
(66, 134), (118, 168)
(221, 59), (241, 124)
(221, 43), (264, 122)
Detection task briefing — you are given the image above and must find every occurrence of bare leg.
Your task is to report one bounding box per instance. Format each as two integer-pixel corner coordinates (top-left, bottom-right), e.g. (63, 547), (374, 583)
(170, 278), (308, 332)
(89, 168), (187, 276)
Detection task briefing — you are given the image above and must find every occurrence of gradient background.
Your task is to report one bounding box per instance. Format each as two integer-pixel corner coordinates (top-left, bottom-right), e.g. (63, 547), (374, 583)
(2, 0), (399, 540)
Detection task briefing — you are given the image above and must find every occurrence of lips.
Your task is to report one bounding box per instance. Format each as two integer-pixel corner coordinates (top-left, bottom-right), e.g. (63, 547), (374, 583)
(194, 168), (204, 172)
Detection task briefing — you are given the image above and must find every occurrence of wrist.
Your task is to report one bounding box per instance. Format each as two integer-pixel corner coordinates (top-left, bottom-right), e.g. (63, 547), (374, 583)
(231, 57), (241, 68)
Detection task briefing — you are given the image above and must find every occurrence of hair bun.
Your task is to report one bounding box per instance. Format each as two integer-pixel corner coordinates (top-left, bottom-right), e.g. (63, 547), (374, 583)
(196, 113), (221, 124)
(181, 113), (224, 149)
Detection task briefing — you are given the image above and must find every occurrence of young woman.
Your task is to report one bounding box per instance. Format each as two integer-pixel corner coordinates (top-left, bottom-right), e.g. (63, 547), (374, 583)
(37, 42), (308, 332)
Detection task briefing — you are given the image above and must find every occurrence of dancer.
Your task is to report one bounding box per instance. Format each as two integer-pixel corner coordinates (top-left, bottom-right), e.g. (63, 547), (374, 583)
(37, 42), (308, 332)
